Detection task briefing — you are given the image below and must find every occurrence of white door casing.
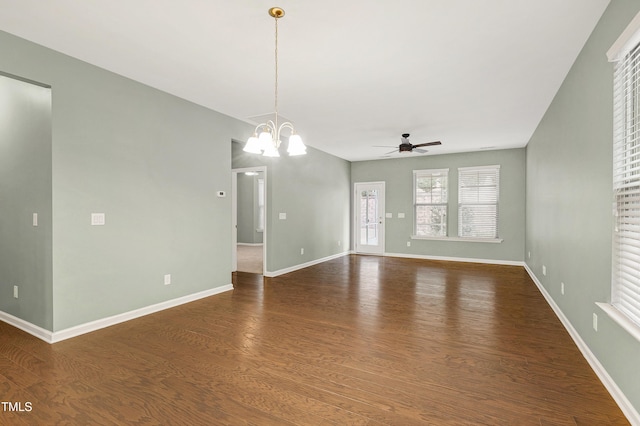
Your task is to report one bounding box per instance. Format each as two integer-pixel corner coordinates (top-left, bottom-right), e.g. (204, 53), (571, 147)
(354, 182), (385, 255)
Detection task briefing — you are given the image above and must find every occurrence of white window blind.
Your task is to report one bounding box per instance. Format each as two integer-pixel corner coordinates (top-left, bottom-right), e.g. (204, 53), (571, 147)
(458, 166), (500, 239)
(612, 39), (640, 328)
(414, 169), (448, 237)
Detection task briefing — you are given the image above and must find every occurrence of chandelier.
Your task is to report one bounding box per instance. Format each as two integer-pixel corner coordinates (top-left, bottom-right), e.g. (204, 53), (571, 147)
(243, 7), (307, 157)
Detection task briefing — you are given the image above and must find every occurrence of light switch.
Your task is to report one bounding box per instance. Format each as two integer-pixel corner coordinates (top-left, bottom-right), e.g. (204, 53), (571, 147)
(279, 213), (287, 220)
(398, 213), (405, 219)
(385, 213), (393, 218)
(91, 213), (106, 226)
(33, 213), (38, 227)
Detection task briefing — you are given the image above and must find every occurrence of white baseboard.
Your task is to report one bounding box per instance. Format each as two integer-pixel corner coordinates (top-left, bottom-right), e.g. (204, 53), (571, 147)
(264, 251), (351, 277)
(1, 284), (233, 344)
(263, 251), (521, 277)
(384, 252), (524, 267)
(524, 264), (640, 426)
(237, 243), (263, 247)
(0, 311), (54, 342)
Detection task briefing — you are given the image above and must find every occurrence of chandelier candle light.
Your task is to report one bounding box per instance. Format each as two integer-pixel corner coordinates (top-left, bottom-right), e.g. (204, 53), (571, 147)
(244, 7), (307, 157)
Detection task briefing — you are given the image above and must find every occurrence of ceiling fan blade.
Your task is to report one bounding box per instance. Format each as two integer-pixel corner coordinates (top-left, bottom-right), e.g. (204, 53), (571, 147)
(414, 148), (427, 153)
(384, 149), (398, 155)
(373, 145), (397, 148)
(412, 141), (442, 148)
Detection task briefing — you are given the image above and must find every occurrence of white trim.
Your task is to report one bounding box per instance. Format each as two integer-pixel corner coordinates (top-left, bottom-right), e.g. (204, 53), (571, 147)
(411, 235), (503, 243)
(413, 168), (449, 238)
(354, 181), (386, 255)
(52, 285), (233, 343)
(264, 251), (350, 277)
(237, 243), (264, 247)
(524, 264), (640, 426)
(232, 166), (266, 174)
(458, 164), (501, 171)
(383, 252), (522, 266)
(596, 302), (640, 343)
(0, 311), (54, 343)
(1, 285), (233, 344)
(232, 166), (268, 275)
(607, 11), (640, 62)
(413, 168), (449, 175)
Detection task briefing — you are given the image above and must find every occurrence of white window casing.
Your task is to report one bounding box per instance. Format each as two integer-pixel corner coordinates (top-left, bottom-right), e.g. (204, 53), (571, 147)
(458, 165), (500, 240)
(413, 169), (448, 238)
(610, 14), (640, 331)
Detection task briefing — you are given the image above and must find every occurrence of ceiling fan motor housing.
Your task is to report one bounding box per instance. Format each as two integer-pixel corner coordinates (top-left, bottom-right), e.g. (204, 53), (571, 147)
(399, 133), (412, 152)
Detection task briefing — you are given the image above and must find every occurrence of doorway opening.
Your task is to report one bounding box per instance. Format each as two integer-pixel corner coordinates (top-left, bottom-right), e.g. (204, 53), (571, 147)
(232, 167), (267, 275)
(354, 182), (385, 255)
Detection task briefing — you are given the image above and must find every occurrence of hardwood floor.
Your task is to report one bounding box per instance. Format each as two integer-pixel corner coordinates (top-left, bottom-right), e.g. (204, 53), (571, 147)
(0, 255), (630, 425)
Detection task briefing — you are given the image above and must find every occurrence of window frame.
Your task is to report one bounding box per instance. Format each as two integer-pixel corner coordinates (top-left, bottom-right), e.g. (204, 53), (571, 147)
(596, 13), (640, 341)
(413, 168), (449, 238)
(457, 165), (500, 240)
(608, 16), (640, 335)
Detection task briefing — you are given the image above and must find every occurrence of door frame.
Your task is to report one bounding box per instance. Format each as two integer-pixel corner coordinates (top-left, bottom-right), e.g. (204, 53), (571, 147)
(354, 181), (386, 255)
(232, 166), (267, 274)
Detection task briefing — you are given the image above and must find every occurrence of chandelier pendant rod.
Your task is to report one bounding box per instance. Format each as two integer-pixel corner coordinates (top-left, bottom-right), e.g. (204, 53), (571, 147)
(274, 12), (279, 136)
(243, 7), (306, 157)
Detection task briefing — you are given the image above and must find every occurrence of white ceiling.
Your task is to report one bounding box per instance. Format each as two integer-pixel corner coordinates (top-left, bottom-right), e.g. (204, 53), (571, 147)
(0, 1), (610, 161)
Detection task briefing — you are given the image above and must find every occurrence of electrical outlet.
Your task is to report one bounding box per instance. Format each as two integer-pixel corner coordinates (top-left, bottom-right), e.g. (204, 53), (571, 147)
(13, 286), (18, 299)
(542, 265), (547, 276)
(407, 241), (411, 247)
(561, 282), (565, 295)
(301, 248), (304, 255)
(338, 240), (341, 247)
(528, 251), (531, 259)
(164, 274), (171, 285)
(33, 213), (38, 227)
(593, 313), (598, 331)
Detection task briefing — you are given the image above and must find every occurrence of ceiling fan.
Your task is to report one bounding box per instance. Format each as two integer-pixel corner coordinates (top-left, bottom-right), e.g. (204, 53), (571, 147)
(376, 133), (442, 155)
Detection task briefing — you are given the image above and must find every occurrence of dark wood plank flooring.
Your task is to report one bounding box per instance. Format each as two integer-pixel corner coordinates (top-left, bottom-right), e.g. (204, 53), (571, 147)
(0, 255), (630, 425)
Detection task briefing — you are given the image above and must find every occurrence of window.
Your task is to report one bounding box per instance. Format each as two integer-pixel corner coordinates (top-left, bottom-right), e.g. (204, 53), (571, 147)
(611, 38), (640, 328)
(414, 169), (448, 237)
(458, 166), (500, 239)
(257, 178), (265, 232)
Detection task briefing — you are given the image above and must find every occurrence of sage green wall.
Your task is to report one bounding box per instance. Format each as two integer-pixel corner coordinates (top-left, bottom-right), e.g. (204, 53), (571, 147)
(351, 149), (526, 262)
(0, 74), (53, 330)
(526, 0), (640, 413)
(237, 172), (263, 244)
(232, 142), (351, 273)
(1, 30), (252, 331)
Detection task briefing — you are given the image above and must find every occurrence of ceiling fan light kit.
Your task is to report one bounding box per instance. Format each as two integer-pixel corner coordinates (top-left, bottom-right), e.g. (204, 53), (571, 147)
(244, 7), (307, 157)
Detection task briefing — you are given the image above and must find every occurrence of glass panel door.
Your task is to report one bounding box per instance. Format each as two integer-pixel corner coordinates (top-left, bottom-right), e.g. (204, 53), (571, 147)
(355, 182), (385, 254)
(360, 189), (379, 245)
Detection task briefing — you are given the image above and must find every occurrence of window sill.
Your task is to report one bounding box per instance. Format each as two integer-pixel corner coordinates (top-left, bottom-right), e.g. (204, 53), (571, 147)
(596, 302), (640, 343)
(411, 235), (503, 243)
